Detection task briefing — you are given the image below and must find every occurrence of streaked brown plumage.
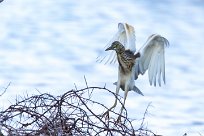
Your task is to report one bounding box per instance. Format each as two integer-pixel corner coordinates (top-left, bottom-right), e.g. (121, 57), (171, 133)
(104, 41), (143, 121)
(100, 23), (169, 122)
(107, 41), (139, 75)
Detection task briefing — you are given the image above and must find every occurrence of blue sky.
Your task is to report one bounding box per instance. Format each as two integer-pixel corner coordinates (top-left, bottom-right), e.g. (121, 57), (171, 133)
(0, 0), (204, 135)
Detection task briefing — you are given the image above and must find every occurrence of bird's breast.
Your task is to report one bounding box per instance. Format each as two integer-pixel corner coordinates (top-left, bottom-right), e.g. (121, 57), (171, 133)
(118, 71), (135, 91)
(116, 51), (136, 91)
(117, 53), (135, 74)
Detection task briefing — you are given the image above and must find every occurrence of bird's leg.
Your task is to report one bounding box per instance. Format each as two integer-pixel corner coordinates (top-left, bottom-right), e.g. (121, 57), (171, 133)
(102, 83), (120, 119)
(109, 84), (120, 110)
(117, 84), (129, 122)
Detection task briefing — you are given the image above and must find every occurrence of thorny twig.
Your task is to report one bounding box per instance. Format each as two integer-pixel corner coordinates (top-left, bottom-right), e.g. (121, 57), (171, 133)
(0, 82), (11, 97)
(0, 85), (157, 136)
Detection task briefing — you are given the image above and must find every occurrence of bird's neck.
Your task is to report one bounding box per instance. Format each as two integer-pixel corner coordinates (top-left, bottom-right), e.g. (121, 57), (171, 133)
(116, 49), (135, 74)
(115, 47), (125, 54)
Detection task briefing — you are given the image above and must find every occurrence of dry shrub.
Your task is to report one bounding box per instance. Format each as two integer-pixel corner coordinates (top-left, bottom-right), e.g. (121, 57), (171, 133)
(0, 84), (158, 136)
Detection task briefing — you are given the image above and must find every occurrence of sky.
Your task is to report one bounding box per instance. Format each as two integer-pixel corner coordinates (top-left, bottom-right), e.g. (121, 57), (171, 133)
(0, 0), (204, 135)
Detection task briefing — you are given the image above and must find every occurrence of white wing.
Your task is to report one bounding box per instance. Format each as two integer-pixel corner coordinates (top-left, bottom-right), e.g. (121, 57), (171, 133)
(96, 23), (136, 64)
(135, 34), (169, 86)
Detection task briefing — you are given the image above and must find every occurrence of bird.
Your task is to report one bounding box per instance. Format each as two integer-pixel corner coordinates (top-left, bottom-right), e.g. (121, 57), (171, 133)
(97, 23), (169, 121)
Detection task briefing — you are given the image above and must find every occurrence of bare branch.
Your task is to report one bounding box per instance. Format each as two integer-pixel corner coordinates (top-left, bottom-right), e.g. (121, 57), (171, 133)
(0, 86), (157, 136)
(0, 82), (11, 97)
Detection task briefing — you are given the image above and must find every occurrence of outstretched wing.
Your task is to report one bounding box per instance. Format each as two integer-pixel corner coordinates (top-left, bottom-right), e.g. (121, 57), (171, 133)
(135, 34), (169, 86)
(96, 23), (136, 64)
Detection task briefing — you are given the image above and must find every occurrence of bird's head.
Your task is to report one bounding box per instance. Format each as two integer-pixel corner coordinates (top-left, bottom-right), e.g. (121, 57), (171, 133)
(105, 41), (124, 52)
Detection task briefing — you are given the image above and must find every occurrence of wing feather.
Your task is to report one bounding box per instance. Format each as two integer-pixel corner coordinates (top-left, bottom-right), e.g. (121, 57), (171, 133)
(135, 34), (169, 86)
(157, 54), (162, 86)
(97, 23), (169, 86)
(97, 23), (136, 64)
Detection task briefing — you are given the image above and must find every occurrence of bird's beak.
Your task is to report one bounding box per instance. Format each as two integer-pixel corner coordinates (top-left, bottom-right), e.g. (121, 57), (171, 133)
(105, 46), (113, 51)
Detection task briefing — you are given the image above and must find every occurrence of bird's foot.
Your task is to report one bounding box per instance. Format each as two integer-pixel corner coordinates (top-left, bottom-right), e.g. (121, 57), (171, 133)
(102, 110), (110, 120)
(116, 115), (122, 123)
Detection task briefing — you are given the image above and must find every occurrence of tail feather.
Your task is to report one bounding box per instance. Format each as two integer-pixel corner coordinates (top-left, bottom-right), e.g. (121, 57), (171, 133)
(113, 82), (144, 96)
(133, 86), (144, 96)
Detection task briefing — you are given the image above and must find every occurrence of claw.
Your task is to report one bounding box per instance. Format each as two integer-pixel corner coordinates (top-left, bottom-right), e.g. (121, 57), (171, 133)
(102, 110), (110, 120)
(116, 115), (122, 123)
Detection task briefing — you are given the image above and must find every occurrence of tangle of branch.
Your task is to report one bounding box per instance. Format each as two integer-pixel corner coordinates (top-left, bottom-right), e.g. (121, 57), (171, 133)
(0, 86), (158, 136)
